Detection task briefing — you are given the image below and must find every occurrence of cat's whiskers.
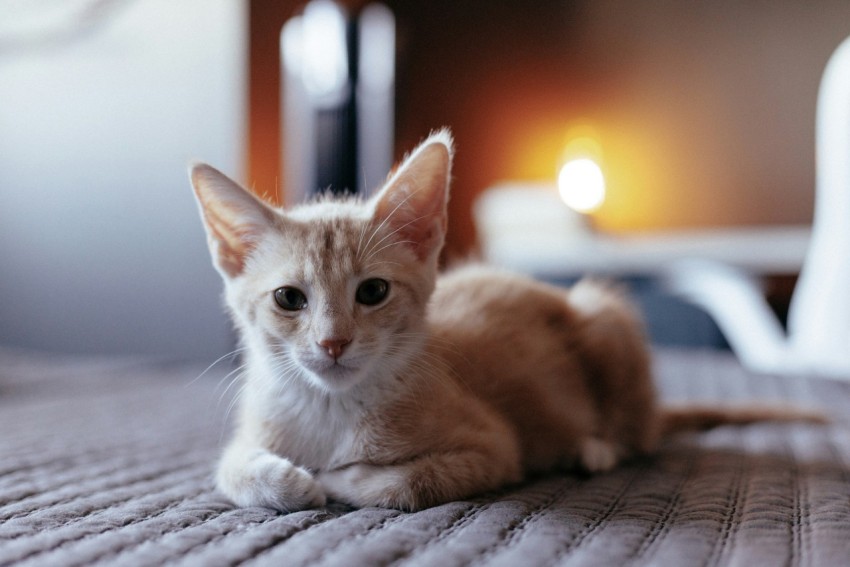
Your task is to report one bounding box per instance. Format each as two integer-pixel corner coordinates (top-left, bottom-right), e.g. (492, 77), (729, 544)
(379, 342), (449, 400)
(385, 334), (470, 393)
(407, 356), (454, 393)
(356, 183), (423, 263)
(214, 373), (249, 427)
(360, 213), (422, 257)
(395, 361), (441, 410)
(360, 211), (433, 265)
(219, 380), (251, 443)
(186, 346), (249, 388)
(270, 359), (304, 399)
(421, 337), (473, 387)
(362, 239), (418, 265)
(217, 367), (250, 409)
(220, 377), (248, 411)
(364, 261), (404, 273)
(216, 346), (294, 410)
(216, 364), (248, 407)
(389, 330), (454, 356)
(214, 360), (252, 394)
(255, 345), (299, 390)
(219, 374), (250, 428)
(355, 219), (372, 263)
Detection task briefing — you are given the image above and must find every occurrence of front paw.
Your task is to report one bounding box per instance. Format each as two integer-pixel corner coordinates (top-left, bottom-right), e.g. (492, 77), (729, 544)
(318, 464), (371, 501)
(318, 463), (397, 508)
(217, 452), (326, 512)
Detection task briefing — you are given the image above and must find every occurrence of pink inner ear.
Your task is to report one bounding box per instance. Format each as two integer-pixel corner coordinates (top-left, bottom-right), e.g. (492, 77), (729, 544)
(374, 188), (447, 261)
(396, 214), (443, 261)
(373, 141), (451, 261)
(204, 206), (256, 277)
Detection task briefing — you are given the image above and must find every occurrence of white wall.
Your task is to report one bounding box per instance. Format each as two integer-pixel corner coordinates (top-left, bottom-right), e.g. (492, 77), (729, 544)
(0, 0), (245, 360)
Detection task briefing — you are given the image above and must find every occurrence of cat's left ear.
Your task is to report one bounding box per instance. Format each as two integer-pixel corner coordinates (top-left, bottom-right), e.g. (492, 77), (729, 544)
(371, 129), (454, 262)
(189, 163), (276, 279)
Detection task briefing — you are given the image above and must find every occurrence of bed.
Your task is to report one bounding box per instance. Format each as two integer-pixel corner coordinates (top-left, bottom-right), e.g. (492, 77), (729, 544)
(2, 346), (849, 566)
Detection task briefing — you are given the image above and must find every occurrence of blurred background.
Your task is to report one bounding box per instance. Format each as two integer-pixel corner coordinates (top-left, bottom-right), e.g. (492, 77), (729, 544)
(2, 0), (849, 361)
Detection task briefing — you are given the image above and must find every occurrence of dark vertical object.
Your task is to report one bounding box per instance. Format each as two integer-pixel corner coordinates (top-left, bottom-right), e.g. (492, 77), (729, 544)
(281, 1), (394, 203)
(314, 106), (356, 194)
(314, 18), (359, 195)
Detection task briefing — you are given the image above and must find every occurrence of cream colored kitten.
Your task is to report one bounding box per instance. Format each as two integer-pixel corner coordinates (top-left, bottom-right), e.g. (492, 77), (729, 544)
(190, 130), (822, 512)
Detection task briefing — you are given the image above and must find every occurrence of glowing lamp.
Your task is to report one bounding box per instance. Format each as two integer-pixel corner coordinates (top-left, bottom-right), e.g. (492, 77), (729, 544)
(557, 157), (606, 214)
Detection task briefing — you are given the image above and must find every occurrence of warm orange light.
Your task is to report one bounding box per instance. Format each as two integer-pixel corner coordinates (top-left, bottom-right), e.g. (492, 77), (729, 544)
(505, 117), (672, 232)
(558, 157), (606, 213)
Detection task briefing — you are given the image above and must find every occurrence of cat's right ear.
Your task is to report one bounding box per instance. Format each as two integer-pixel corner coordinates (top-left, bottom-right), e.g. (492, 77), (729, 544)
(189, 163), (276, 279)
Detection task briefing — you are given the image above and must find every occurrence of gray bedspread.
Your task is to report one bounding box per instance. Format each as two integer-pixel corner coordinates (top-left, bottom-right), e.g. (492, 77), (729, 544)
(1, 346), (849, 566)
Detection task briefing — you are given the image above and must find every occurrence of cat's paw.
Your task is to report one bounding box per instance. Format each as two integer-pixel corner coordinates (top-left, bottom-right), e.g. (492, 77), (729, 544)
(578, 438), (618, 473)
(217, 452), (326, 512)
(319, 463), (407, 509)
(318, 464), (380, 504)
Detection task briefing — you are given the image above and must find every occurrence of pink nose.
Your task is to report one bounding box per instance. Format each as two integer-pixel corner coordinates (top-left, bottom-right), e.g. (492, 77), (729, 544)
(318, 338), (351, 360)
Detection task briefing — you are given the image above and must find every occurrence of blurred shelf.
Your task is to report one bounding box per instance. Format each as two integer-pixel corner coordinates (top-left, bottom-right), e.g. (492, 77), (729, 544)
(481, 225), (811, 279)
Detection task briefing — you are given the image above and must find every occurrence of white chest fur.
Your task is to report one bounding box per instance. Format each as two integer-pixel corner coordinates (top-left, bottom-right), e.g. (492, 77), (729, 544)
(240, 363), (365, 472)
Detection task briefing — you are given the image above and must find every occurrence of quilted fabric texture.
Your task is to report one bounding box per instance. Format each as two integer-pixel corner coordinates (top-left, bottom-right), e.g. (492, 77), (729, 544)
(1, 347), (849, 566)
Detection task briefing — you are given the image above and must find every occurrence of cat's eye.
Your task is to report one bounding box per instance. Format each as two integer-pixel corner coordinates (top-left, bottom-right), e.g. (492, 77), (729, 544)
(356, 278), (389, 306)
(274, 287), (308, 311)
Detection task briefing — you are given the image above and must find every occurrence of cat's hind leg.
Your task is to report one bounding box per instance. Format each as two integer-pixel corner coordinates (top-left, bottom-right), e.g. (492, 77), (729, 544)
(216, 439), (326, 512)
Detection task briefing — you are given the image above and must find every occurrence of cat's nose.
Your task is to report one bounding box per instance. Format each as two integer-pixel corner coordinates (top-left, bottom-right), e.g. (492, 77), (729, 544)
(318, 338), (351, 360)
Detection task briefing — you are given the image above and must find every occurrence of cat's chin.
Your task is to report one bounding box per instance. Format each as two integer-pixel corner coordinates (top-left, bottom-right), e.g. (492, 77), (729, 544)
(303, 362), (368, 393)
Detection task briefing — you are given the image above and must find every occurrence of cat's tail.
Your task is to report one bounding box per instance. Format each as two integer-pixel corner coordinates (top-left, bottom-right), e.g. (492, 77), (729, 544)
(659, 404), (829, 436)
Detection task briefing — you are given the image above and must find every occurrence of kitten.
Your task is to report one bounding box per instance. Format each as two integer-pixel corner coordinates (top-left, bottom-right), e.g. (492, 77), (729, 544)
(190, 130), (823, 512)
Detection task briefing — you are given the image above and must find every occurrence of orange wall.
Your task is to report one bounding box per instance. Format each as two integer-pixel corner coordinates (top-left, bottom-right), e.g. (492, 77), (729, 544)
(388, 0), (850, 257)
(250, 0), (850, 257)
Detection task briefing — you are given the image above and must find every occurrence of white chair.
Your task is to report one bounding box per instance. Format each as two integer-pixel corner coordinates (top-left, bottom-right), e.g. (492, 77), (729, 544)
(668, 35), (850, 378)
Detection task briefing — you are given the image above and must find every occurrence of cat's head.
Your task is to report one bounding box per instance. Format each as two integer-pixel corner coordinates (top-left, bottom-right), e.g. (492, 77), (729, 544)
(190, 130), (453, 393)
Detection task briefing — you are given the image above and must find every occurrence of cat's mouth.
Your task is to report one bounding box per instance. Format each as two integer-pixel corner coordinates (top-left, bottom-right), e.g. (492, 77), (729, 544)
(300, 357), (365, 391)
